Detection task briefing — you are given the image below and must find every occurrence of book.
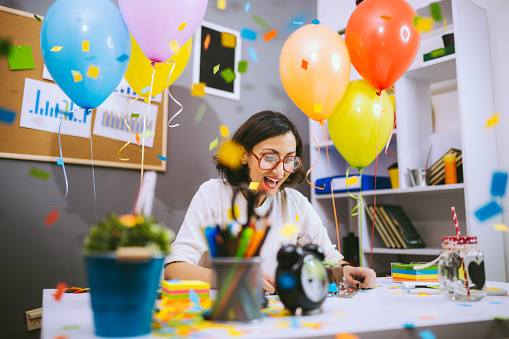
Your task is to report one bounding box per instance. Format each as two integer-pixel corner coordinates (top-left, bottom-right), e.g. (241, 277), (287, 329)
(427, 148), (463, 186)
(365, 205), (395, 249)
(378, 206), (406, 248)
(380, 205), (426, 248)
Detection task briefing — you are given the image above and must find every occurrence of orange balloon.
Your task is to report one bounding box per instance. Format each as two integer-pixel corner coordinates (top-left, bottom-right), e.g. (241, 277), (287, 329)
(279, 24), (351, 121)
(345, 0), (421, 90)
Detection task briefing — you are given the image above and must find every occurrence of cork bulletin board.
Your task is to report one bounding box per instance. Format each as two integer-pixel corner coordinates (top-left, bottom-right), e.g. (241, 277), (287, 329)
(0, 6), (168, 171)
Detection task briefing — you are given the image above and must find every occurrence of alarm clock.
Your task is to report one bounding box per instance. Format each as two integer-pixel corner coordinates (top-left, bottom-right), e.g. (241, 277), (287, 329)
(275, 243), (328, 315)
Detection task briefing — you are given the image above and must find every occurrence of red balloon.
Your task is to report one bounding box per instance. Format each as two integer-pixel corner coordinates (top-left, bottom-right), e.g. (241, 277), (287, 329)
(345, 0), (421, 90)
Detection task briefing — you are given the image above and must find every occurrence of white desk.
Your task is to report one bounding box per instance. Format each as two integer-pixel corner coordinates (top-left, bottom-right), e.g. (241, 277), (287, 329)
(41, 277), (509, 339)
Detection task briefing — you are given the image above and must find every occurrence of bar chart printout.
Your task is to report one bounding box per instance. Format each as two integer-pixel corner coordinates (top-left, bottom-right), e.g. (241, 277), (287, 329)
(19, 78), (91, 138)
(93, 95), (158, 148)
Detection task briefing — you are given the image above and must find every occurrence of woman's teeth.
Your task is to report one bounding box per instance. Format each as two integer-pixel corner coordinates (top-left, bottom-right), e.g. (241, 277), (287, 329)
(264, 177), (280, 188)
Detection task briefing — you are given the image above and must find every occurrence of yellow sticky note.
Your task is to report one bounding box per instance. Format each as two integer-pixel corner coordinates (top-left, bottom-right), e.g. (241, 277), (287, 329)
(413, 16), (434, 32)
(191, 82), (206, 97)
(228, 204), (240, 221)
(221, 32), (236, 48)
(82, 40), (89, 52)
(71, 70), (82, 82)
(170, 39), (180, 54)
(50, 46), (63, 52)
(249, 182), (259, 190)
(209, 138), (218, 150)
(280, 223), (299, 238)
(218, 140), (244, 169)
(86, 65), (100, 79)
(313, 104), (322, 113)
(346, 176), (359, 186)
(486, 112), (500, 129)
(217, 0), (226, 10)
(220, 125), (229, 137)
(296, 214), (299, 223)
(178, 22), (187, 31)
(493, 224), (509, 232)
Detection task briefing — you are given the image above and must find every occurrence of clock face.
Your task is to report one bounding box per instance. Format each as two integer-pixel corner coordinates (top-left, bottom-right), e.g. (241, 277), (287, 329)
(300, 255), (328, 303)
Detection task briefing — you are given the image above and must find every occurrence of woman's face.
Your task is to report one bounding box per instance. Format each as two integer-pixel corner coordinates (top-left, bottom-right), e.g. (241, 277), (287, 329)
(244, 132), (297, 197)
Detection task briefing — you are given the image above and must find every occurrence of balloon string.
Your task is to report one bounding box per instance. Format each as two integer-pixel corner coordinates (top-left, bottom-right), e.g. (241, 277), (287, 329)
(306, 128), (324, 190)
(117, 96), (142, 161)
(52, 119), (68, 202)
(163, 61), (183, 128)
(139, 65), (156, 193)
(345, 167), (363, 266)
(323, 123), (340, 252)
(88, 108), (98, 225)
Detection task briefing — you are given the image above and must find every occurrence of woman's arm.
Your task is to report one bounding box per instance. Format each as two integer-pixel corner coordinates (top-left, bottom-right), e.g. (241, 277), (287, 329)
(164, 262), (215, 287)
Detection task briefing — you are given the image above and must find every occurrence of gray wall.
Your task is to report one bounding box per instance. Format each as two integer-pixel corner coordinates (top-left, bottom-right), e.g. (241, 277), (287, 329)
(0, 0), (316, 337)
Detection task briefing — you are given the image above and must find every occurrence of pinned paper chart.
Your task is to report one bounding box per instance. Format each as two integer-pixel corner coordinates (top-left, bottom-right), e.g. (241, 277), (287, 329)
(93, 94), (158, 148)
(19, 78), (91, 138)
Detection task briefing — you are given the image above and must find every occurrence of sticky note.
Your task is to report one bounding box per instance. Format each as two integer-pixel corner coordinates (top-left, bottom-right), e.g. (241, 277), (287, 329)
(221, 32), (236, 48)
(51, 46), (63, 52)
(170, 39), (180, 54)
(34, 14), (42, 22)
(313, 104), (322, 113)
(7, 45), (35, 70)
(82, 40), (89, 52)
(486, 112), (500, 129)
(247, 47), (258, 62)
(135, 133), (140, 144)
(413, 16), (434, 32)
(419, 329), (436, 339)
(191, 82), (206, 96)
(249, 182), (259, 190)
(220, 125), (229, 137)
(194, 104), (207, 124)
(45, 209), (60, 226)
(86, 65), (100, 79)
(346, 176), (359, 186)
(209, 138), (218, 150)
(228, 205), (240, 221)
(429, 2), (443, 21)
(56, 157), (64, 165)
(157, 155), (167, 161)
(474, 201), (503, 222)
(214, 64), (220, 74)
(131, 113), (139, 118)
(217, 0), (226, 10)
(0, 107), (16, 124)
(178, 22), (187, 31)
(28, 167), (50, 180)
(301, 59), (308, 70)
(204, 34), (211, 50)
(491, 172), (508, 197)
(238, 60), (248, 73)
(241, 28), (257, 41)
(264, 29), (277, 42)
(218, 140), (244, 169)
(245, 2), (250, 12)
(117, 53), (129, 62)
(493, 224), (509, 232)
(252, 15), (270, 30)
(312, 19), (320, 24)
(220, 68), (236, 83)
(71, 70), (82, 83)
(139, 130), (155, 139)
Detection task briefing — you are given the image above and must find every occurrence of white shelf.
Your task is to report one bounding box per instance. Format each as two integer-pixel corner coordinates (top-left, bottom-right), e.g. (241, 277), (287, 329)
(361, 247), (442, 256)
(407, 54), (457, 83)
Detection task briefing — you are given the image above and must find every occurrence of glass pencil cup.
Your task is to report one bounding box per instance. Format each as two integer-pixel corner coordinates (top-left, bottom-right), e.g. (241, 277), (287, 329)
(438, 236), (486, 301)
(211, 257), (262, 322)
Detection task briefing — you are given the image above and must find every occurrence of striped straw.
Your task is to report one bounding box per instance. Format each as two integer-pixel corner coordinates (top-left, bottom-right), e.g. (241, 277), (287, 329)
(451, 206), (461, 236)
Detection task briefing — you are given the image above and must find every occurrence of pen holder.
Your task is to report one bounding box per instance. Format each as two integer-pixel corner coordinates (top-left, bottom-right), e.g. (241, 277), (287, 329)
(211, 257), (262, 322)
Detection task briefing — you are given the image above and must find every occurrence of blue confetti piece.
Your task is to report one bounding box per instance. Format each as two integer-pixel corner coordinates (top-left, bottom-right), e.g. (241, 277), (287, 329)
(491, 172), (508, 197)
(0, 107), (16, 124)
(56, 157), (64, 166)
(140, 86), (150, 94)
(117, 53), (129, 62)
(474, 201), (503, 222)
(328, 283), (338, 293)
(290, 317), (299, 328)
(489, 301), (503, 304)
(403, 323), (415, 328)
(157, 155), (167, 161)
(293, 21), (304, 25)
(244, 1), (250, 12)
(456, 303), (472, 307)
(241, 28), (257, 41)
(360, 290), (369, 293)
(312, 19), (320, 24)
(189, 289), (200, 305)
(247, 47), (258, 62)
(419, 329), (436, 339)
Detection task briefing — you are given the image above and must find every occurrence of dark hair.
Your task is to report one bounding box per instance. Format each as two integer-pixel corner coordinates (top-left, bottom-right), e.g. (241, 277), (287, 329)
(215, 110), (305, 190)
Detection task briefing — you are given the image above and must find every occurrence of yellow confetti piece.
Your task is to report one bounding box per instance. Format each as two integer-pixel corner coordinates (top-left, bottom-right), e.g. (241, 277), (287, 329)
(275, 321), (290, 328)
(417, 293), (431, 296)
(302, 322), (321, 329)
(249, 182), (259, 190)
(217, 140), (244, 170)
(178, 22), (187, 31)
(486, 112), (500, 129)
(82, 40), (89, 52)
(444, 17), (446, 31)
(86, 65), (100, 79)
(220, 125), (229, 137)
(170, 39), (180, 54)
(346, 176), (359, 186)
(71, 70), (82, 82)
(280, 223), (299, 238)
(394, 292), (405, 294)
(228, 205), (240, 221)
(191, 82), (206, 96)
(493, 224), (509, 232)
(217, 0), (226, 10)
(296, 214), (299, 223)
(50, 46), (63, 52)
(221, 32), (236, 48)
(337, 333), (359, 339)
(333, 312), (346, 316)
(119, 214), (137, 227)
(209, 138), (218, 150)
(488, 287), (502, 290)
(413, 16), (434, 33)
(313, 103), (322, 113)
(214, 64), (220, 74)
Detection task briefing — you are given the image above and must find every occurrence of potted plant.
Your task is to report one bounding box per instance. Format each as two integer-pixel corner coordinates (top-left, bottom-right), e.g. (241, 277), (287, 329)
(83, 213), (174, 337)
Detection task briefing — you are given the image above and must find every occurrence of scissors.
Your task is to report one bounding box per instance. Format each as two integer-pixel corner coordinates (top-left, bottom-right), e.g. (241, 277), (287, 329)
(231, 183), (272, 229)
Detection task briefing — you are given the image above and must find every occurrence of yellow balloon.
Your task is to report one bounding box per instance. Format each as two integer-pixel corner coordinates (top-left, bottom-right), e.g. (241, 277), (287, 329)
(125, 35), (192, 98)
(328, 80), (394, 169)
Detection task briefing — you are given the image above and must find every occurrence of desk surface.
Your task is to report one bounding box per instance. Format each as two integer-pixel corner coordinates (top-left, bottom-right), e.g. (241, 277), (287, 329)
(41, 278), (509, 339)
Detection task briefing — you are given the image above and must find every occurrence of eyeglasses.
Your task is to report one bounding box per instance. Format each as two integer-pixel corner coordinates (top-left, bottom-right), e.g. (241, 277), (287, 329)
(249, 151), (302, 173)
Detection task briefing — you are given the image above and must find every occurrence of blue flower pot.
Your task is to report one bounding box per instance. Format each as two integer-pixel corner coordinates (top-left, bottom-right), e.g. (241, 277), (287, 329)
(84, 253), (164, 337)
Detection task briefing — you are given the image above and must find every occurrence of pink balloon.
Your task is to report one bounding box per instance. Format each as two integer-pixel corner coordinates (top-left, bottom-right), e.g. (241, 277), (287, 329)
(119, 0), (208, 63)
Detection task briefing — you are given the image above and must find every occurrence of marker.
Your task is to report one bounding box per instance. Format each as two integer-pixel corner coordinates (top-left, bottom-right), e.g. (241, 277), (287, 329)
(235, 227), (254, 257)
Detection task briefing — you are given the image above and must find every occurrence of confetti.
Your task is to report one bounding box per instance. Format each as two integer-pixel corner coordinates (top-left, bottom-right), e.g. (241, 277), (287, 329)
(54, 336), (67, 339)
(217, 0), (226, 10)
(264, 29), (277, 42)
(189, 289), (200, 305)
(214, 64), (220, 74)
(474, 201), (503, 222)
(139, 130), (155, 139)
(191, 82), (206, 96)
(220, 68), (236, 84)
(381, 15), (392, 20)
(403, 323), (415, 328)
(394, 292), (405, 294)
(56, 157), (64, 165)
(62, 325), (80, 330)
(221, 32), (236, 48)
(419, 330), (436, 339)
(7, 45), (35, 70)
(336, 334), (359, 339)
(296, 214), (299, 223)
(413, 16), (434, 32)
(313, 104), (322, 113)
(194, 104), (207, 124)
(220, 125), (229, 137)
(217, 140), (244, 169)
(346, 176), (359, 186)
(119, 214), (137, 227)
(301, 59), (308, 70)
(140, 86), (151, 94)
(117, 53), (129, 62)
(51, 46), (63, 52)
(333, 312), (346, 316)
(45, 209), (60, 226)
(54, 282), (67, 301)
(489, 301), (503, 304)
(241, 28), (257, 41)
(238, 60), (248, 73)
(419, 315), (436, 319)
(493, 224), (509, 232)
(70, 70), (83, 83)
(82, 40), (89, 52)
(135, 133), (140, 144)
(209, 138), (218, 150)
(491, 172), (508, 197)
(280, 223), (299, 238)
(28, 167), (50, 180)
(293, 21), (304, 25)
(429, 2), (443, 21)
(486, 112), (500, 129)
(245, 2), (250, 12)
(0, 107), (16, 124)
(252, 15), (270, 30)
(247, 47), (258, 62)
(249, 182), (259, 190)
(312, 19), (320, 24)
(170, 39), (180, 54)
(178, 22), (187, 31)
(494, 316), (509, 321)
(456, 304), (472, 307)
(204, 34), (211, 50)
(86, 65), (100, 79)
(157, 155), (167, 161)
(34, 14), (42, 22)
(228, 205), (240, 221)
(130, 113), (139, 118)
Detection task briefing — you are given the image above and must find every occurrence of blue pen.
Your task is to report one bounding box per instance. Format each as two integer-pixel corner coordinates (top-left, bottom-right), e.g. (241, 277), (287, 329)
(204, 226), (218, 258)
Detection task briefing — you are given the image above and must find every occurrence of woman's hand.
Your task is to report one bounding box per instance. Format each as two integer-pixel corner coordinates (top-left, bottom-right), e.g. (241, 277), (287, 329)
(342, 266), (376, 289)
(261, 270), (276, 294)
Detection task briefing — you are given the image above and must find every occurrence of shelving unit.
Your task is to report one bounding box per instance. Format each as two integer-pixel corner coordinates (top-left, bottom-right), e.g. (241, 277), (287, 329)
(313, 0), (505, 280)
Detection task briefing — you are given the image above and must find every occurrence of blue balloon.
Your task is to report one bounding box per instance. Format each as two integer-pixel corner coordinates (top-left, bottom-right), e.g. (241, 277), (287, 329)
(41, 0), (131, 110)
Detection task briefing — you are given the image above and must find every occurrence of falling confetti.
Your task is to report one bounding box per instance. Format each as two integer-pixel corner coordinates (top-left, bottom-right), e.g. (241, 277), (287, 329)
(413, 16), (434, 32)
(264, 29), (277, 42)
(491, 171), (508, 197)
(249, 182), (259, 190)
(45, 209), (60, 226)
(313, 104), (322, 113)
(191, 83), (206, 97)
(312, 19), (320, 24)
(170, 40), (180, 54)
(209, 138), (218, 151)
(238, 60), (248, 73)
(247, 47), (258, 62)
(217, 0), (226, 10)
(220, 68), (236, 83)
(56, 157), (64, 165)
(194, 104), (207, 124)
(0, 107), (16, 124)
(429, 2), (443, 21)
(301, 59), (308, 70)
(54, 282), (68, 301)
(474, 201), (503, 222)
(220, 125), (229, 137)
(346, 176), (359, 186)
(71, 70), (82, 82)
(493, 224), (509, 232)
(86, 65), (100, 79)
(82, 40), (89, 52)
(131, 113), (140, 118)
(117, 53), (129, 62)
(204, 34), (211, 50)
(51, 46), (63, 52)
(135, 133), (140, 144)
(486, 112), (500, 129)
(241, 28), (257, 41)
(221, 32), (236, 48)
(217, 140), (244, 169)
(228, 205), (240, 221)
(245, 2), (250, 12)
(252, 15), (271, 30)
(280, 223), (299, 238)
(178, 22), (187, 31)
(140, 86), (151, 94)
(28, 167), (50, 180)
(214, 64), (220, 74)
(157, 155), (167, 161)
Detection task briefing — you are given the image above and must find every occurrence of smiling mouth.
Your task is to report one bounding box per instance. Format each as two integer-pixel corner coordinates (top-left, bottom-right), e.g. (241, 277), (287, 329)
(264, 176), (281, 189)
